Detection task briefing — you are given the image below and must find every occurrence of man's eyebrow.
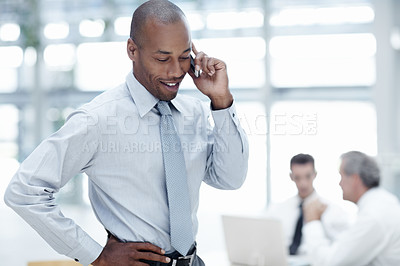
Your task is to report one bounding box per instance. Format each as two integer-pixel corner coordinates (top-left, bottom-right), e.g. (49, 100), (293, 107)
(155, 48), (191, 55)
(156, 50), (172, 55)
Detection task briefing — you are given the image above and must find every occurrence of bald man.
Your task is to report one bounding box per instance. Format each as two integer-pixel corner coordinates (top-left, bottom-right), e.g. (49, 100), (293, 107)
(4, 1), (249, 265)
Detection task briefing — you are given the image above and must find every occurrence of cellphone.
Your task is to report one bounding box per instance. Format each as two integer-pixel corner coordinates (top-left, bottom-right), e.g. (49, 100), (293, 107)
(190, 54), (199, 77)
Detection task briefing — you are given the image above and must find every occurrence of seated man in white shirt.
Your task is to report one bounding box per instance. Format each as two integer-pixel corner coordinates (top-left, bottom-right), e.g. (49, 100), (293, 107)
(303, 151), (400, 266)
(266, 154), (349, 255)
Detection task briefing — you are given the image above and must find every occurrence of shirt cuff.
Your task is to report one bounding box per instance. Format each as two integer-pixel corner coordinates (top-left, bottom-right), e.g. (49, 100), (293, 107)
(211, 102), (240, 130)
(303, 220), (331, 249)
(66, 234), (103, 266)
(303, 220), (325, 236)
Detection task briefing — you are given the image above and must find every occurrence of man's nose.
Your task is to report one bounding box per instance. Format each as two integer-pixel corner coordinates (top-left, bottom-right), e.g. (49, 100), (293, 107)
(167, 60), (185, 78)
(299, 179), (308, 187)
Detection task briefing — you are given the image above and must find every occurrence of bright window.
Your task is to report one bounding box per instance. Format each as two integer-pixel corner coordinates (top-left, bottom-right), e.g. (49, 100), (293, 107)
(76, 42), (131, 91)
(270, 33), (376, 87)
(0, 46), (23, 68)
(0, 106), (20, 230)
(0, 105), (18, 142)
(44, 22), (69, 39)
(114, 17), (131, 36)
(79, 19), (105, 38)
(0, 23), (20, 41)
(0, 68), (18, 92)
(44, 44), (76, 70)
(270, 5), (374, 26)
(207, 10), (264, 30)
(181, 37), (266, 89)
(0, 46), (22, 92)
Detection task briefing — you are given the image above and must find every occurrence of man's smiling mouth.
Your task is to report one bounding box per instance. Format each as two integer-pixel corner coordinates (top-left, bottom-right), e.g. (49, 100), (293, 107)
(163, 82), (178, 86)
(160, 81), (180, 91)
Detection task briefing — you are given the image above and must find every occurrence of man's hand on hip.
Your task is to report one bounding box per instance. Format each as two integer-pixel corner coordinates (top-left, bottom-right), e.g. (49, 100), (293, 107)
(92, 234), (171, 266)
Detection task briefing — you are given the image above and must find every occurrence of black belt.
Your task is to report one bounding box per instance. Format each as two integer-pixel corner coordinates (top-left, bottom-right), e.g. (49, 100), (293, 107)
(141, 244), (197, 266)
(106, 229), (196, 266)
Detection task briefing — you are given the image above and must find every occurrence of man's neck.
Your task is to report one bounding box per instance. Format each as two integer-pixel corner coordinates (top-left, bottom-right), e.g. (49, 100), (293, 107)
(354, 187), (370, 204)
(300, 188), (315, 200)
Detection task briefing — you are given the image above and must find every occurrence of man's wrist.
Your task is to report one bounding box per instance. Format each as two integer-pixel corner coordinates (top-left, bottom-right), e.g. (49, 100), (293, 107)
(91, 256), (101, 266)
(210, 93), (233, 110)
(305, 215), (320, 223)
(91, 249), (104, 266)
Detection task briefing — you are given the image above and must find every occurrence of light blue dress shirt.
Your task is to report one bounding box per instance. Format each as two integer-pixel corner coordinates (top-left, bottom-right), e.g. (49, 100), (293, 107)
(4, 72), (249, 266)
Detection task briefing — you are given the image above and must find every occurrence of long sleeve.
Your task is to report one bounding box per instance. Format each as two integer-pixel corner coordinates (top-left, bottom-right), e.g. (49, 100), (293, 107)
(4, 110), (103, 266)
(303, 215), (386, 266)
(319, 203), (350, 241)
(203, 102), (249, 189)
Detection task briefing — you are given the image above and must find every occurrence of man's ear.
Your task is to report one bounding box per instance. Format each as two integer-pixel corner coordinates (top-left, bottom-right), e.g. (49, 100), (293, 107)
(290, 172), (294, 181)
(353, 173), (363, 186)
(127, 38), (138, 61)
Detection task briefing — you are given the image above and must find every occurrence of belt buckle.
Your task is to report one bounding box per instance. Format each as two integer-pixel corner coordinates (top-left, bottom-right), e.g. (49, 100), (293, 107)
(171, 254), (194, 266)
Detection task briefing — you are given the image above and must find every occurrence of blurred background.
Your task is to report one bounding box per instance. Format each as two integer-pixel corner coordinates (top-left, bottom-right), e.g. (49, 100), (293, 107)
(0, 0), (399, 265)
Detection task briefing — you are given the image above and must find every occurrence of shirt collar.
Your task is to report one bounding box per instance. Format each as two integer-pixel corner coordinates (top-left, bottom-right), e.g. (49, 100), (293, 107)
(171, 97), (185, 113)
(126, 71), (184, 117)
(298, 190), (318, 205)
(357, 187), (379, 209)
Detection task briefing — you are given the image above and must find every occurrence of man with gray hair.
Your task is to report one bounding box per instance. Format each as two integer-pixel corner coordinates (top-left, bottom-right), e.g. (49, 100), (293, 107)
(302, 151), (400, 266)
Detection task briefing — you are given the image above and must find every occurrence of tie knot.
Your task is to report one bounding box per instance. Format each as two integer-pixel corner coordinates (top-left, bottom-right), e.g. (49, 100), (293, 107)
(156, 101), (172, 116)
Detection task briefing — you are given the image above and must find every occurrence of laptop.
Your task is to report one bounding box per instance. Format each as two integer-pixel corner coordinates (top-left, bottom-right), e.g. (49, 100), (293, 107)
(221, 214), (289, 266)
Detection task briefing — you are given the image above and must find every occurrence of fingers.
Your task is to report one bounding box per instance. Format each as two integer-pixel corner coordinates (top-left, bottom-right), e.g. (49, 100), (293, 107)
(203, 56), (216, 76)
(193, 52), (221, 77)
(192, 51), (204, 73)
(106, 235), (165, 255)
(100, 237), (171, 265)
(305, 198), (321, 208)
(134, 251), (171, 264)
(303, 199), (327, 222)
(191, 42), (216, 76)
(192, 42), (198, 55)
(130, 242), (165, 255)
(304, 200), (321, 213)
(127, 242), (170, 264)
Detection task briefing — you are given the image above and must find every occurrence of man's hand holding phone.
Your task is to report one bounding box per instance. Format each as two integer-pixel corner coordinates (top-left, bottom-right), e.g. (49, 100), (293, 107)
(188, 43), (233, 110)
(190, 54), (199, 78)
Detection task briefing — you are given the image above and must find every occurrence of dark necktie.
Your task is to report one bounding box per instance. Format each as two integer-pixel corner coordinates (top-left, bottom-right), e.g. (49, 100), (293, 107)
(289, 201), (303, 255)
(156, 101), (194, 256)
